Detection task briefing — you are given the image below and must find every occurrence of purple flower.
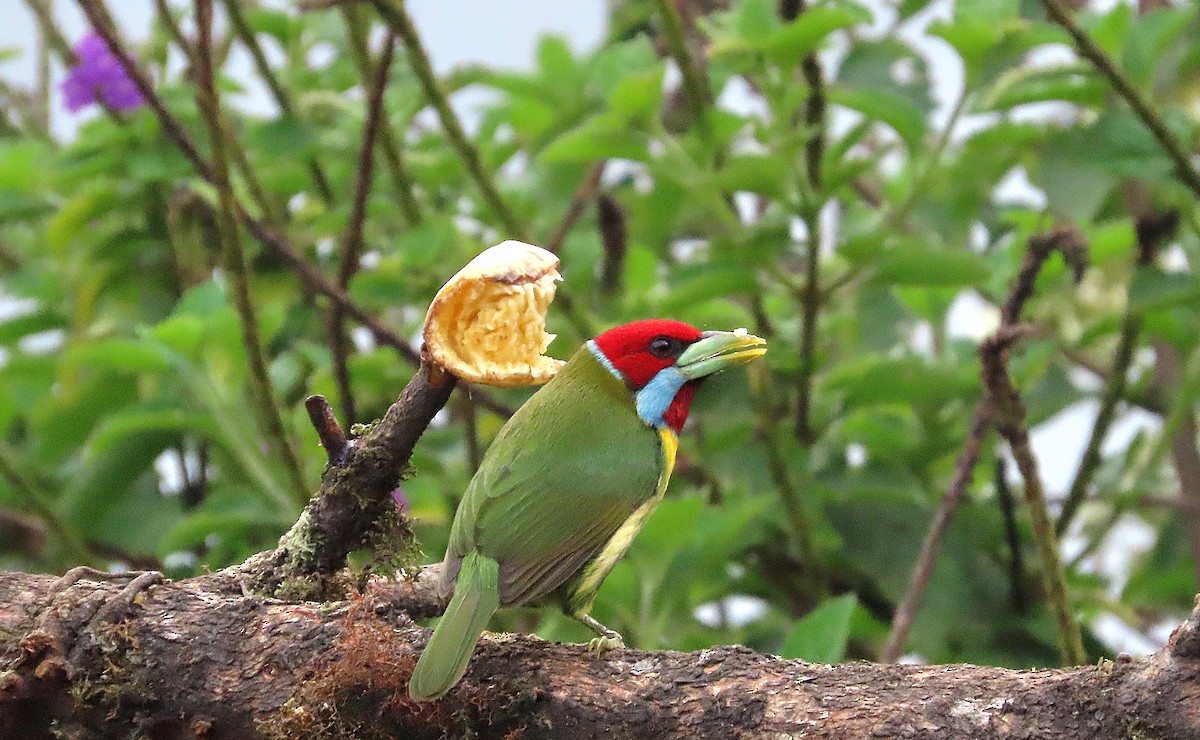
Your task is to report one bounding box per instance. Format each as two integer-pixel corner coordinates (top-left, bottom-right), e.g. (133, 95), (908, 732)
(60, 32), (145, 113)
(390, 487), (410, 514)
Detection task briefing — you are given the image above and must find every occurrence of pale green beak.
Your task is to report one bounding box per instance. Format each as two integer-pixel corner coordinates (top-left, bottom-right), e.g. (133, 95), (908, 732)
(676, 330), (767, 381)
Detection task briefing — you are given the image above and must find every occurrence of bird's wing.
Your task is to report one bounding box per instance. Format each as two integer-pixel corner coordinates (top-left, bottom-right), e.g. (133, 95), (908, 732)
(445, 350), (662, 606)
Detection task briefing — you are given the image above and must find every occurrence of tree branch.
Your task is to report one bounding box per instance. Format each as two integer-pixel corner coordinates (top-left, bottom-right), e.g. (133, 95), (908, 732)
(3, 571), (1199, 737)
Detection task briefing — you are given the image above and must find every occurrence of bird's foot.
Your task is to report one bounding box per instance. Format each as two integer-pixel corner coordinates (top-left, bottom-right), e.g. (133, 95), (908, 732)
(586, 630), (624, 658)
(574, 612), (625, 658)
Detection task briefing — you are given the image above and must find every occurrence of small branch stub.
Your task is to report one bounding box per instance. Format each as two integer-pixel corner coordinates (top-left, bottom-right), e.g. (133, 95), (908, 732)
(423, 240), (564, 387)
(306, 395), (350, 465)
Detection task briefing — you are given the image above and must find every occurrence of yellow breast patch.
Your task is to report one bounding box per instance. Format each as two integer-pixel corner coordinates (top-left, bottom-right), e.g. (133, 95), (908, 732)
(658, 427), (678, 486)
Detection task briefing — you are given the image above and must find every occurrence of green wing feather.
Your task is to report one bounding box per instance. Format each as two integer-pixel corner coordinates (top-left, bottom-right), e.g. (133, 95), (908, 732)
(441, 347), (662, 607)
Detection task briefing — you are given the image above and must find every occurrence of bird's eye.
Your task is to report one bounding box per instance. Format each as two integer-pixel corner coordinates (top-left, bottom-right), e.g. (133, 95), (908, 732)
(648, 336), (677, 359)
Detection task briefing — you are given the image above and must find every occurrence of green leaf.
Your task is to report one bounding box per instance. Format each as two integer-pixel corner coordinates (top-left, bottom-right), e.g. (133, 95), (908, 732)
(980, 64), (1106, 111)
(46, 183), (119, 256)
(718, 0), (780, 50)
(66, 339), (171, 374)
(1123, 7), (1196, 87)
(659, 264), (760, 313)
(248, 115), (318, 159)
(0, 139), (52, 194)
(0, 310), (64, 345)
(830, 88), (926, 151)
(760, 5), (863, 68)
(873, 247), (990, 288)
(1128, 267), (1200, 313)
(0, 192), (53, 221)
(780, 594), (857, 662)
(245, 8), (294, 43)
(825, 356), (978, 408)
(148, 315), (207, 356)
(717, 154), (789, 200)
(541, 114), (651, 162)
(88, 408), (215, 454)
(608, 68), (665, 122)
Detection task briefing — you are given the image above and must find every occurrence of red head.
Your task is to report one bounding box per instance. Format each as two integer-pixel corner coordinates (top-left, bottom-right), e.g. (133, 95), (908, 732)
(588, 319), (765, 433)
(591, 319), (703, 390)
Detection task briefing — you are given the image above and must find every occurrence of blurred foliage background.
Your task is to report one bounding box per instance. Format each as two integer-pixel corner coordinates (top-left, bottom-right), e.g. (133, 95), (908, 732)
(2, 0), (1200, 670)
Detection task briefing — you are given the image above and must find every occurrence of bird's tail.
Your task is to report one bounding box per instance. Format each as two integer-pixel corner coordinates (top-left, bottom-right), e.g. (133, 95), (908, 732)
(408, 550), (500, 701)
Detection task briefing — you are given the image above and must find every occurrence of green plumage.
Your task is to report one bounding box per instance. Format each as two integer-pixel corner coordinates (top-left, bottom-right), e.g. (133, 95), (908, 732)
(409, 346), (667, 700)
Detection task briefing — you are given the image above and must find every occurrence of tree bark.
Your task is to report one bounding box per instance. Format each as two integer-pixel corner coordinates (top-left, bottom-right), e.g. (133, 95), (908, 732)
(2, 570), (1199, 739)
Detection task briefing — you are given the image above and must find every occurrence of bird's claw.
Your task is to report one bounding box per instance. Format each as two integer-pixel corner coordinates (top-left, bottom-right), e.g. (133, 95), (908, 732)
(587, 631), (624, 658)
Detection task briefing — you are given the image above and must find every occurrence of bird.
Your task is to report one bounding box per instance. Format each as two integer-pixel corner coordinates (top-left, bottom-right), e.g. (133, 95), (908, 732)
(408, 319), (766, 700)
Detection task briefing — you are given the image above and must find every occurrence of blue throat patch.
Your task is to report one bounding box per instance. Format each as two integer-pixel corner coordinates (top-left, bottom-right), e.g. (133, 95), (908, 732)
(587, 340), (683, 430)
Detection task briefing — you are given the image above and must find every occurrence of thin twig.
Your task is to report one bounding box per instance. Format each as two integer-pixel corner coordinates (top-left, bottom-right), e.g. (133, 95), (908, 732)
(794, 214), (821, 445)
(981, 326), (1085, 665)
(369, 0), (526, 239)
(754, 373), (812, 560)
(342, 6), (422, 226)
(788, 0), (828, 446)
(33, 0), (52, 136)
(151, 0), (194, 58)
(879, 404), (990, 662)
(880, 226), (1088, 662)
(222, 0), (335, 204)
(995, 456), (1027, 614)
(458, 395), (481, 474)
(1055, 311), (1140, 534)
(597, 193), (627, 296)
(654, 0), (709, 131)
(792, 1), (825, 192)
(544, 161), (605, 255)
(337, 34), (394, 291)
(72, 0), (515, 420)
(193, 0), (308, 504)
(149, 2), (283, 227)
(77, 0), (206, 167)
(1151, 339), (1200, 585)
(1056, 210), (1177, 534)
(330, 32), (394, 428)
(370, 0), (599, 339)
(22, 0), (74, 63)
(1038, 0), (1200, 199)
